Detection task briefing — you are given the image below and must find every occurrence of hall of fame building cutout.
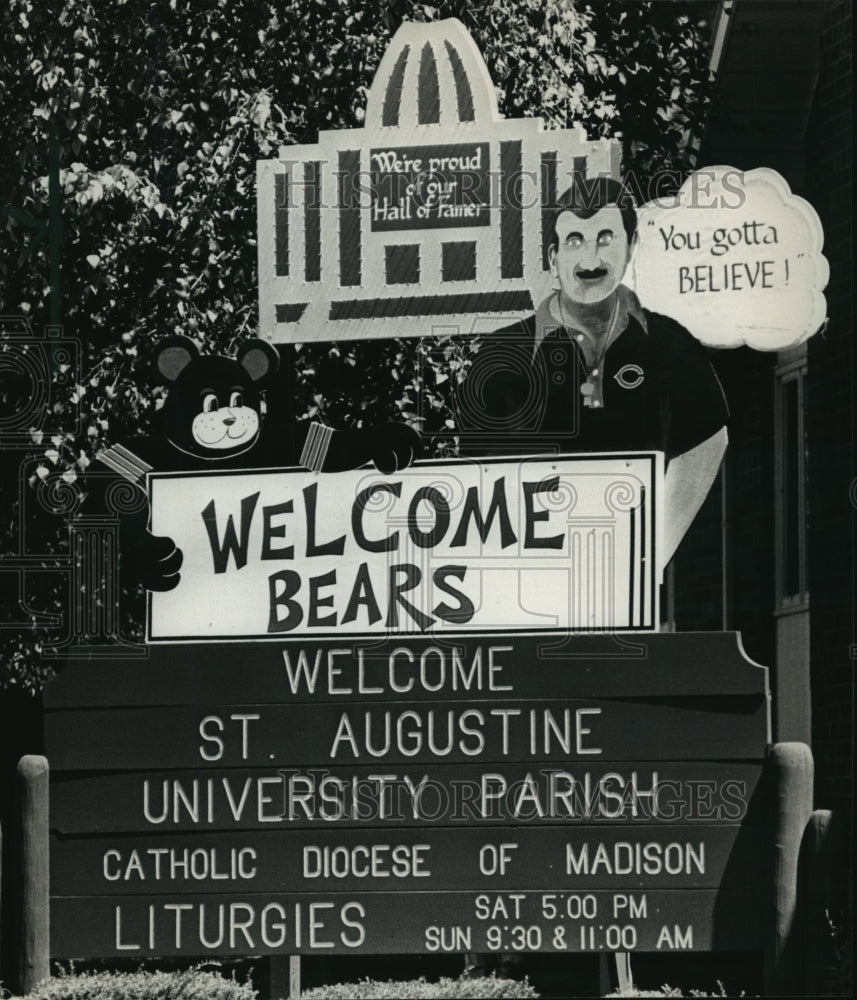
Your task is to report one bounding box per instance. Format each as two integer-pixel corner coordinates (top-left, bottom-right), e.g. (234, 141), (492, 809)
(257, 18), (619, 343)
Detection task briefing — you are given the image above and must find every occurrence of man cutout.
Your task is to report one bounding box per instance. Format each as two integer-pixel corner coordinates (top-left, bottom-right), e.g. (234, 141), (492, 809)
(458, 176), (728, 566)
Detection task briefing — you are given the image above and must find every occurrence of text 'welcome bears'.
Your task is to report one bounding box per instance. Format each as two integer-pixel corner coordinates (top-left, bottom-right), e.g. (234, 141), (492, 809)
(201, 477), (565, 633)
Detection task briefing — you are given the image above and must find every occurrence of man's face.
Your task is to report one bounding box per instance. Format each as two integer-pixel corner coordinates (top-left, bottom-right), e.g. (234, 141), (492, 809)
(549, 204), (633, 305)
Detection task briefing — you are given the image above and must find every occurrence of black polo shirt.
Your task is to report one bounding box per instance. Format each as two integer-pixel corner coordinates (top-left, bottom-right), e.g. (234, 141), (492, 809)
(457, 296), (728, 461)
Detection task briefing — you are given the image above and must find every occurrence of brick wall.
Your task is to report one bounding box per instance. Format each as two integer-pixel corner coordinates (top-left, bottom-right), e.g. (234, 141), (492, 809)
(686, 0), (852, 823)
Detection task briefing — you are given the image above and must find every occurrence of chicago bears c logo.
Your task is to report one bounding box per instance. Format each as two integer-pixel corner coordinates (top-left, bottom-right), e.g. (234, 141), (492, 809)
(614, 364), (645, 389)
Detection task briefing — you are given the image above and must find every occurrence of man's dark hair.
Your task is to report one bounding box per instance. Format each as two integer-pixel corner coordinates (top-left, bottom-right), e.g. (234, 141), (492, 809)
(545, 176), (637, 256)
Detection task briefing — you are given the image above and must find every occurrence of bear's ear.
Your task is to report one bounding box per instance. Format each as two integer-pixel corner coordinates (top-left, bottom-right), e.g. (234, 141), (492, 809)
(237, 339), (279, 384)
(156, 337), (199, 383)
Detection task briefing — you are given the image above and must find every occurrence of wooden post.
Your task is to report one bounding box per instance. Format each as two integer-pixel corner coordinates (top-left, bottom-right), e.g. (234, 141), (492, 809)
(18, 754), (50, 995)
(266, 956), (301, 999)
(0, 816), (3, 965)
(804, 809), (847, 996)
(598, 952), (632, 995)
(764, 742), (813, 996)
(289, 957), (301, 998)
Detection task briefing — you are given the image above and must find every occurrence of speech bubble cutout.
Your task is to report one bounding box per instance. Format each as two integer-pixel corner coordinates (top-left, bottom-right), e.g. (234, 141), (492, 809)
(626, 166), (829, 350)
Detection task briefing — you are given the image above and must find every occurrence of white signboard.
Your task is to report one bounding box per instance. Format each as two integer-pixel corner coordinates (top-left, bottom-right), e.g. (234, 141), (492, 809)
(628, 166), (829, 350)
(147, 454), (662, 641)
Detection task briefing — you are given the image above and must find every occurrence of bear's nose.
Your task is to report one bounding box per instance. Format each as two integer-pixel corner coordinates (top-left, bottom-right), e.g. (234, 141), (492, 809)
(223, 416), (236, 426)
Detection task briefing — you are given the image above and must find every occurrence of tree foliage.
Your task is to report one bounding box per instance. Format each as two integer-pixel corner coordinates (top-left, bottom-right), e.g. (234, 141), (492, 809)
(0, 0), (715, 689)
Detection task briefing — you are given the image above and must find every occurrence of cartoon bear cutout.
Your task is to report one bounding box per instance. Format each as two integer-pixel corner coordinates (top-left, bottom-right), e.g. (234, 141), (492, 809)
(96, 337), (421, 591)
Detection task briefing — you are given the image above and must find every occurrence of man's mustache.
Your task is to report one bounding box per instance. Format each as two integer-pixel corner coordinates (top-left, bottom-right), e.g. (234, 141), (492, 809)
(575, 266), (609, 280)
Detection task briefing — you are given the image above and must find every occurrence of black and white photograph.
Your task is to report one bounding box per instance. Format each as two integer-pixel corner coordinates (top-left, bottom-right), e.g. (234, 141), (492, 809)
(0, 2), (852, 997)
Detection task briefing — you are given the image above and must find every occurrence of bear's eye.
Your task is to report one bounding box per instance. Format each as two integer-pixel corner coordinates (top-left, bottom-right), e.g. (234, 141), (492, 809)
(229, 391), (243, 408)
(202, 393), (219, 413)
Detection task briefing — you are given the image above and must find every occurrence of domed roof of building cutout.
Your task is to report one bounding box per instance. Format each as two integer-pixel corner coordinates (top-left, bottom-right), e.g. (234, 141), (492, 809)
(366, 18), (500, 129)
